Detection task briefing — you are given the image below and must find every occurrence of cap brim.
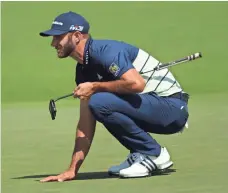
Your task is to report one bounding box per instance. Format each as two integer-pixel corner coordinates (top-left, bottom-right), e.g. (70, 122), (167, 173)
(39, 29), (67, 37)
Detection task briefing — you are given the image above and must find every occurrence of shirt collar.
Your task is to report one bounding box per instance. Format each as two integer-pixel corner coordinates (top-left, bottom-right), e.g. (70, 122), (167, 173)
(83, 37), (93, 65)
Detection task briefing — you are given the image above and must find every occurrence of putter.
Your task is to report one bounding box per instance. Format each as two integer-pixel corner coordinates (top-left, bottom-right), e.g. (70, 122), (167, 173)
(49, 52), (202, 120)
(49, 93), (74, 120)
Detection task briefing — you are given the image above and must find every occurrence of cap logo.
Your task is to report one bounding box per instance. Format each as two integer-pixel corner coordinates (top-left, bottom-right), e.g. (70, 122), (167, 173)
(52, 21), (63, 26)
(69, 25), (84, 31)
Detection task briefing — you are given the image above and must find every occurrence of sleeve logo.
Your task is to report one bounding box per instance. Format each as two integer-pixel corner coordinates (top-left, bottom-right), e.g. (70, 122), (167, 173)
(109, 63), (120, 76)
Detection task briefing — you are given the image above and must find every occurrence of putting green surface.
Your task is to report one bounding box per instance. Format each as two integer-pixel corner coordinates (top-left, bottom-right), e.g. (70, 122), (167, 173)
(1, 1), (228, 193)
(2, 94), (228, 193)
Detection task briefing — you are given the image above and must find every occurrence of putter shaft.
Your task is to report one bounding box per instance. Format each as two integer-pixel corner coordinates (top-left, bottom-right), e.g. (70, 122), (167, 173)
(54, 93), (74, 102)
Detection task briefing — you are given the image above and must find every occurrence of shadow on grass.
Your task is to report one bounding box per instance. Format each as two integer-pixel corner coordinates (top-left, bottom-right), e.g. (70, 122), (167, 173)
(11, 168), (176, 181)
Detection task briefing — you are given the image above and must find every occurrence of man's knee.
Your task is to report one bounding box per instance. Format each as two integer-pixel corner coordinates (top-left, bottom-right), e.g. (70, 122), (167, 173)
(88, 92), (113, 121)
(88, 92), (110, 111)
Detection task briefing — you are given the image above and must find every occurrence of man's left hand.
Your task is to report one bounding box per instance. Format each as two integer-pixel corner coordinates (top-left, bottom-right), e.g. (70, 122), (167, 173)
(74, 82), (95, 100)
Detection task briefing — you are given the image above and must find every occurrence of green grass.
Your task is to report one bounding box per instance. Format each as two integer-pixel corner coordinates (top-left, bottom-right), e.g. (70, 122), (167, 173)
(1, 1), (228, 193)
(2, 93), (228, 193)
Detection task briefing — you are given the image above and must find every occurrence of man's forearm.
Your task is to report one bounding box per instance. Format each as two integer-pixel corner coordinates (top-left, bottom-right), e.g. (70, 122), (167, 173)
(68, 100), (96, 173)
(68, 115), (96, 173)
(68, 129), (94, 173)
(92, 79), (142, 94)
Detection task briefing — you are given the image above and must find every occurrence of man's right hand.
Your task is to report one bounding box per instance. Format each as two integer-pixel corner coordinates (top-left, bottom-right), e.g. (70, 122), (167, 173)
(40, 170), (76, 182)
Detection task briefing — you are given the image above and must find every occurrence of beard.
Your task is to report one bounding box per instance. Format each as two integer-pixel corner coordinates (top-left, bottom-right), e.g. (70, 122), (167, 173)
(56, 36), (75, 58)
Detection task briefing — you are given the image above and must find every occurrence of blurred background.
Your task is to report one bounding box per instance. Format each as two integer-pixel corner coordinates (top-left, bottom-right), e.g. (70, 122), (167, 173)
(2, 1), (227, 103)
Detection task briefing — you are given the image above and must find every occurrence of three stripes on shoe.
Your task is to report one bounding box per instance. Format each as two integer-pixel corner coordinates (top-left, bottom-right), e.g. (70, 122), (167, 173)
(127, 154), (158, 172)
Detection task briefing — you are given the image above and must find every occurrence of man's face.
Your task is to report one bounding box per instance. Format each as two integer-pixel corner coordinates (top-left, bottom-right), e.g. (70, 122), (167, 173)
(51, 33), (75, 58)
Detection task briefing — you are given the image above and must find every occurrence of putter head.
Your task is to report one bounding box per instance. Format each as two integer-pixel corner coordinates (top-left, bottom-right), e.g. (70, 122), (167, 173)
(49, 99), (57, 120)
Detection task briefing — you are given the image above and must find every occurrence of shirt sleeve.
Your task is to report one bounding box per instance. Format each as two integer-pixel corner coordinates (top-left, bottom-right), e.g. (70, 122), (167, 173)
(100, 50), (135, 79)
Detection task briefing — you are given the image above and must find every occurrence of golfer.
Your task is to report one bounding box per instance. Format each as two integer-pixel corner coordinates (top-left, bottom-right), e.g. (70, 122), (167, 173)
(39, 11), (189, 182)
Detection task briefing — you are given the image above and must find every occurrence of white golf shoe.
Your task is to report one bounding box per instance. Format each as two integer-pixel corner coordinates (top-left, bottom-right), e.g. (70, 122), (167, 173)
(119, 147), (173, 178)
(108, 152), (143, 175)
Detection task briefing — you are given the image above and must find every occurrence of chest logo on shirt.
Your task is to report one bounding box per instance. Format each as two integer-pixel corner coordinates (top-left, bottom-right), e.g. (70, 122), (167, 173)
(97, 73), (103, 80)
(109, 63), (120, 77)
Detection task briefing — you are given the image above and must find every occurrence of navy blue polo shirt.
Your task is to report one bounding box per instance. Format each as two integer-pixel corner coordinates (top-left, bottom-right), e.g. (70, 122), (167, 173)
(75, 38), (139, 85)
